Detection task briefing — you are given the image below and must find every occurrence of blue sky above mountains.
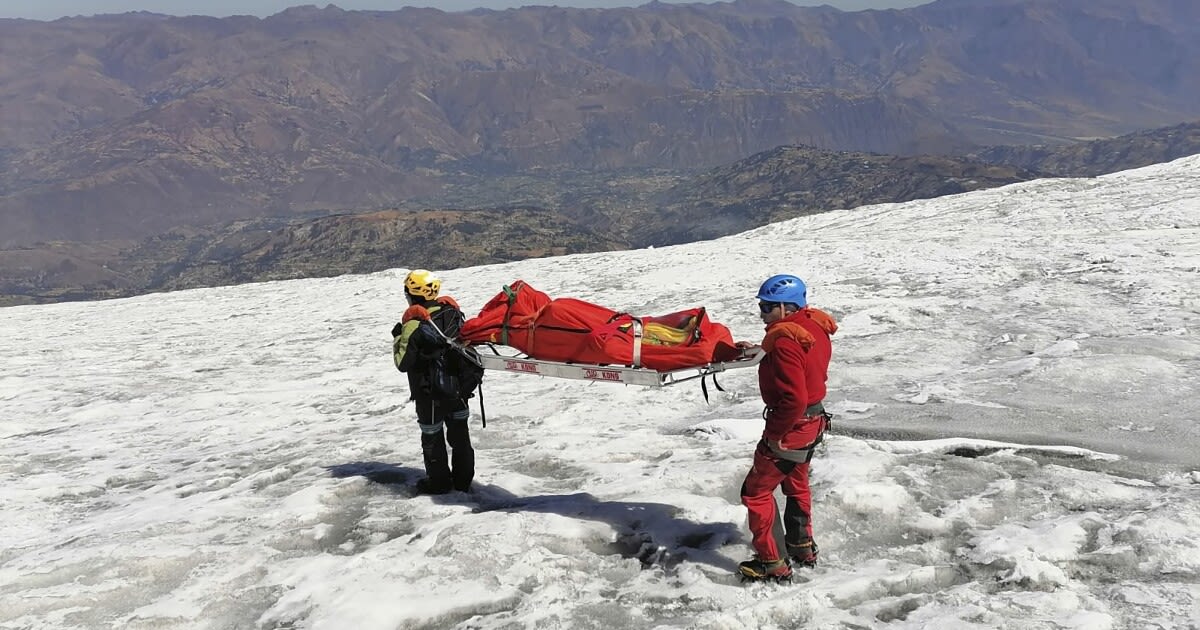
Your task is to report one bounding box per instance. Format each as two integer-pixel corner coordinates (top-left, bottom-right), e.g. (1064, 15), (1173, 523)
(4, 0), (929, 21)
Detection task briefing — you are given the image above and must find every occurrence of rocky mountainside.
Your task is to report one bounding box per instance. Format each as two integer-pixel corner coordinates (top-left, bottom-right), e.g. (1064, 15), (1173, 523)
(3, 0), (1199, 246)
(636, 148), (1032, 246)
(0, 207), (623, 304)
(971, 121), (1200, 177)
(2, 119), (1198, 307)
(0, 148), (1032, 306)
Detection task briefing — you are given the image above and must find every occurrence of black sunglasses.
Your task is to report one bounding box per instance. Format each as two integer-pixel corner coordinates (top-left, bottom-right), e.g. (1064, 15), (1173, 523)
(758, 301), (782, 314)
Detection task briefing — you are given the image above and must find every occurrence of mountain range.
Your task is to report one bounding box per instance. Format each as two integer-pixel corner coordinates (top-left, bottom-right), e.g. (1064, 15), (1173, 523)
(2, 0), (1199, 246)
(2, 120), (1197, 307)
(3, 0), (1200, 306)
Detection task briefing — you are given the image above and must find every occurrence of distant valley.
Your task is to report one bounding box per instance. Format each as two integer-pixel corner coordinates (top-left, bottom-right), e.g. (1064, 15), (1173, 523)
(1, 0), (1199, 305)
(2, 120), (1197, 306)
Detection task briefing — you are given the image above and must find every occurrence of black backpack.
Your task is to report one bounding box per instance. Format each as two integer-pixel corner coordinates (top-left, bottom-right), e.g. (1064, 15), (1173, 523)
(429, 343), (485, 401)
(426, 303), (486, 403)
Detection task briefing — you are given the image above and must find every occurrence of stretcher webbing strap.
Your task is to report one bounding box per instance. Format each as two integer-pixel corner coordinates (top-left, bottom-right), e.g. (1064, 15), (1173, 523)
(500, 284), (517, 346)
(631, 317), (643, 368)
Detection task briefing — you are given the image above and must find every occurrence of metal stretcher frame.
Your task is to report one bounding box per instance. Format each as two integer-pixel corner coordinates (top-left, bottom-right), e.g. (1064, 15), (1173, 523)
(474, 345), (765, 388)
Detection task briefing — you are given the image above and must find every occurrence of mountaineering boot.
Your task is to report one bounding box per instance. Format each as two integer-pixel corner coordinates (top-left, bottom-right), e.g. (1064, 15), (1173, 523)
(788, 540), (819, 569)
(738, 556), (792, 582)
(415, 477), (453, 495)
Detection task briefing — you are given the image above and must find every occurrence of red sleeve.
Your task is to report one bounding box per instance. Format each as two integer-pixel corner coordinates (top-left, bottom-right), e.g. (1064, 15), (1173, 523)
(763, 337), (809, 442)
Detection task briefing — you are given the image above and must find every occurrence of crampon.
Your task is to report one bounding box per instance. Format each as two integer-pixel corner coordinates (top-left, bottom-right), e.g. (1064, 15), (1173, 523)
(737, 556), (793, 583)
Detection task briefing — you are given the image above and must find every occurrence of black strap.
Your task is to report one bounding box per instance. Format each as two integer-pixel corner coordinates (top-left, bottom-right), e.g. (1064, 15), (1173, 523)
(801, 414), (832, 463)
(699, 372), (727, 403)
(477, 382), (486, 428)
(691, 308), (706, 343)
(760, 410), (832, 463)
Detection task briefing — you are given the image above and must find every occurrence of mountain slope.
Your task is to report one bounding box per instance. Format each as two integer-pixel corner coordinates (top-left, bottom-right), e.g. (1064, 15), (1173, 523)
(972, 120), (1200, 177)
(638, 147), (1032, 246)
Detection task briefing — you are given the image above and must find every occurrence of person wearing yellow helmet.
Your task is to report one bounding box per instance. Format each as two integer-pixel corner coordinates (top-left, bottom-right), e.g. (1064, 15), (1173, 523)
(403, 268), (442, 301)
(392, 269), (475, 494)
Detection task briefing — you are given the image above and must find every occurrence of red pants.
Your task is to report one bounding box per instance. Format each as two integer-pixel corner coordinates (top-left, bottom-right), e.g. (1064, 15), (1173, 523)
(740, 419), (824, 561)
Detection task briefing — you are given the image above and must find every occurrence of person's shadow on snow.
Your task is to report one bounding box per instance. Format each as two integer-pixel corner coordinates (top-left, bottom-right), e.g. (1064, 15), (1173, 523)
(325, 461), (742, 573)
(326, 461), (421, 492)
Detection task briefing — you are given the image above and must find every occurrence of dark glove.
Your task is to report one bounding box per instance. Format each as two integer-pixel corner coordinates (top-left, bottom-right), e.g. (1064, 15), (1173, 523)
(391, 322), (404, 337)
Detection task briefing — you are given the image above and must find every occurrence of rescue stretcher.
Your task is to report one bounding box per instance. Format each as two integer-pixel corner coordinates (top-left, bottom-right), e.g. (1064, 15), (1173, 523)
(472, 343), (765, 389)
(458, 280), (765, 394)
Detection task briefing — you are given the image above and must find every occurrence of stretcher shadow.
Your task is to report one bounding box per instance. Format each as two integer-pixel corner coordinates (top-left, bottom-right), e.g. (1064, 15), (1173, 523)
(470, 486), (743, 573)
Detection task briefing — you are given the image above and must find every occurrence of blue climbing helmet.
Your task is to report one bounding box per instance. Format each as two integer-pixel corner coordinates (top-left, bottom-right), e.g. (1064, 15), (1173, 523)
(756, 274), (807, 308)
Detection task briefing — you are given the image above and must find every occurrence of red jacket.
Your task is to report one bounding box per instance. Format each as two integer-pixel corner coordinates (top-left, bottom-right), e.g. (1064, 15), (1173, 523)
(758, 307), (837, 442)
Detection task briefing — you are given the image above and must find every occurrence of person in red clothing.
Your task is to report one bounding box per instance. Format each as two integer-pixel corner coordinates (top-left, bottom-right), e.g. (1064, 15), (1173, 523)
(737, 274), (838, 581)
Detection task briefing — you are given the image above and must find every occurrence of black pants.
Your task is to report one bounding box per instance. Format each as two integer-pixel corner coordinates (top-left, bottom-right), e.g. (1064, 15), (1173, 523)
(415, 397), (474, 491)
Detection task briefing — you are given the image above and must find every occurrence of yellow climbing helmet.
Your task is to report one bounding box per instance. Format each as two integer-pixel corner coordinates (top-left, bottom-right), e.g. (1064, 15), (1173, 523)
(404, 269), (441, 300)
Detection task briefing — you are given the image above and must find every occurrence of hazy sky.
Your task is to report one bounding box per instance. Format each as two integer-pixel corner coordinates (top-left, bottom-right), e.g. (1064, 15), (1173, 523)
(2, 0), (930, 21)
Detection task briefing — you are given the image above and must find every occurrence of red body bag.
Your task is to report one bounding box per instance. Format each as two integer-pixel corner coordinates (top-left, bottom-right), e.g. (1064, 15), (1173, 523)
(459, 280), (740, 371)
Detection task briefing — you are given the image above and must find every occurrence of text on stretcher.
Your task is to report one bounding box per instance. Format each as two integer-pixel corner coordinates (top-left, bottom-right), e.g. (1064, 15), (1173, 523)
(583, 368), (623, 382)
(504, 359), (541, 373)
